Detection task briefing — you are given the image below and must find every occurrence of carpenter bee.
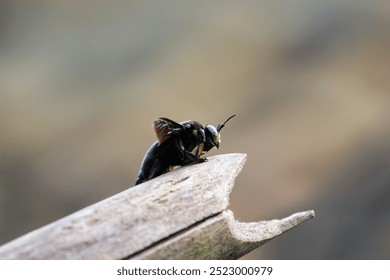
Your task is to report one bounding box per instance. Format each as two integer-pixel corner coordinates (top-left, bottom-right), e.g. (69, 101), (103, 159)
(135, 114), (236, 185)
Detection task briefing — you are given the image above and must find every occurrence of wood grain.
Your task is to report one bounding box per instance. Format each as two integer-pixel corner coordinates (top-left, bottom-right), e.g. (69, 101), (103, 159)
(131, 210), (315, 259)
(0, 153), (247, 259)
(0, 153), (314, 259)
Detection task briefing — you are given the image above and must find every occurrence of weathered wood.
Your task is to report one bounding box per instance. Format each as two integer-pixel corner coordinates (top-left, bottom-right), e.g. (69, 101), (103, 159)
(0, 153), (315, 260)
(131, 210), (314, 259)
(0, 153), (247, 259)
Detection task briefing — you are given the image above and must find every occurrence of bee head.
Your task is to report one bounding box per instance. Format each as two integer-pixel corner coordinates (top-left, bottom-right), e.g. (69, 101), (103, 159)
(204, 114), (235, 152)
(205, 125), (221, 149)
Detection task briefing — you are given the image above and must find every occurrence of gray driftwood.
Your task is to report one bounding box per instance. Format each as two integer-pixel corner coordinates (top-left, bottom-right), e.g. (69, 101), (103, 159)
(131, 210), (314, 259)
(0, 153), (314, 259)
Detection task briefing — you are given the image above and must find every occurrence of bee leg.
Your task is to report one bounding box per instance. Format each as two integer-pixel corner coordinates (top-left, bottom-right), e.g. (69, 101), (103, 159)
(171, 136), (204, 165)
(182, 149), (206, 164)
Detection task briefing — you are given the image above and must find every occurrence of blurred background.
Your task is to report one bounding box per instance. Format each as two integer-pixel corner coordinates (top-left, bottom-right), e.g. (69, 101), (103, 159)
(1, 0), (389, 259)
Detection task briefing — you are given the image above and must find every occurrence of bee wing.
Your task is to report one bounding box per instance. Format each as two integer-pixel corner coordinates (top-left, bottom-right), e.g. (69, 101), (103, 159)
(153, 117), (184, 144)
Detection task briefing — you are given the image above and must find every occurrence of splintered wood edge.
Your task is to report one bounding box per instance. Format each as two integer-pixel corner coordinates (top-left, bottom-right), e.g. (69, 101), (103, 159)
(130, 210), (315, 260)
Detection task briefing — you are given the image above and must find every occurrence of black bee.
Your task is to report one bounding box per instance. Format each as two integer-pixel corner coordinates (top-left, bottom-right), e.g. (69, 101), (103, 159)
(135, 115), (236, 185)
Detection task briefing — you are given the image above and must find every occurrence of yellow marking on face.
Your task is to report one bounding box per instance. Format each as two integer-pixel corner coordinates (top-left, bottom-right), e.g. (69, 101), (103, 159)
(197, 142), (204, 157)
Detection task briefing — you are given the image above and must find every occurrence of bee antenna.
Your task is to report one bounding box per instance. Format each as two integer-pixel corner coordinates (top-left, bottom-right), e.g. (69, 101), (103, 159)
(217, 114), (236, 132)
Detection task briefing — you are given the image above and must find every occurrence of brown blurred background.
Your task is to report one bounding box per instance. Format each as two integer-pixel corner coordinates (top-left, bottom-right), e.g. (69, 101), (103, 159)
(1, 1), (389, 259)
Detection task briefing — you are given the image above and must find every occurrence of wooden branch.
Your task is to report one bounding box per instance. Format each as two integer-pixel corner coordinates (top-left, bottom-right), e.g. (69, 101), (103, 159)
(0, 153), (314, 260)
(131, 210), (314, 259)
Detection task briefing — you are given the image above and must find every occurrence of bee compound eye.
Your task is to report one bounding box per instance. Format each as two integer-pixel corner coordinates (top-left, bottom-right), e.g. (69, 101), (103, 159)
(206, 125), (218, 136)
